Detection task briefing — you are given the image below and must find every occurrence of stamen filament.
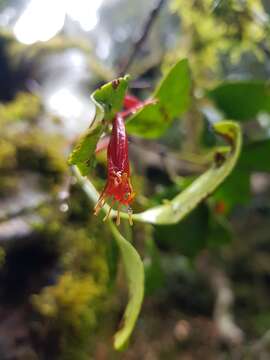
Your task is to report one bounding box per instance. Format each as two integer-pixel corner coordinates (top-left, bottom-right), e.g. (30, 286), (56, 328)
(116, 204), (121, 226)
(103, 200), (115, 222)
(94, 196), (106, 215)
(128, 208), (133, 226)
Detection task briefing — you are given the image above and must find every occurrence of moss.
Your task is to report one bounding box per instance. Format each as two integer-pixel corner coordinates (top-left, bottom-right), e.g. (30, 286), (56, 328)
(67, 185), (92, 222)
(0, 92), (41, 125)
(31, 219), (110, 359)
(0, 175), (19, 197)
(32, 272), (102, 325)
(17, 130), (67, 174)
(1, 129), (68, 186)
(0, 139), (16, 169)
(0, 91), (66, 188)
(32, 272), (102, 360)
(60, 227), (109, 283)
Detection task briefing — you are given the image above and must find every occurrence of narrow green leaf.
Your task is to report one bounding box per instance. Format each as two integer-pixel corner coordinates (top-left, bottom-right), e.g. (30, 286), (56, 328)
(132, 121), (242, 224)
(208, 81), (270, 121)
(110, 222), (144, 351)
(126, 58), (191, 138)
(68, 75), (129, 175)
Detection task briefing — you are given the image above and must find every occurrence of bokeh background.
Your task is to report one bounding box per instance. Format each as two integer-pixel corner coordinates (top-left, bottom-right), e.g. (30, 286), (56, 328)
(1, 0), (270, 359)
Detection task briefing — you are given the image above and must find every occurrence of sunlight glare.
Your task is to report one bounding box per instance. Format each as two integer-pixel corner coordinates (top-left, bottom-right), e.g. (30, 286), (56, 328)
(48, 88), (83, 119)
(66, 0), (103, 31)
(14, 0), (65, 44)
(14, 0), (104, 44)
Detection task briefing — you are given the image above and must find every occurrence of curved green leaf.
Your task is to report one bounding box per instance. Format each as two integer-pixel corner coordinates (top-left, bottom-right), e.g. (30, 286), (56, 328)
(126, 58), (191, 138)
(132, 121), (242, 224)
(68, 75), (129, 175)
(110, 222), (144, 351)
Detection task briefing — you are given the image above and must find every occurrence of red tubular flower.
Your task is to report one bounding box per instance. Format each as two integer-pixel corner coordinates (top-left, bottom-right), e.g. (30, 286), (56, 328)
(94, 113), (135, 225)
(95, 95), (157, 154)
(94, 94), (156, 224)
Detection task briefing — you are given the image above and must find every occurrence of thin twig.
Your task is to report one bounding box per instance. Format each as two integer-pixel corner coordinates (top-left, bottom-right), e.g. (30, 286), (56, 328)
(119, 0), (166, 76)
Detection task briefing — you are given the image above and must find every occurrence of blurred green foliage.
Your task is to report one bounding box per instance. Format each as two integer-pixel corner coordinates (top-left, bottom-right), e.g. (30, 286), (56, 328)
(169, 0), (269, 84)
(208, 81), (270, 120)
